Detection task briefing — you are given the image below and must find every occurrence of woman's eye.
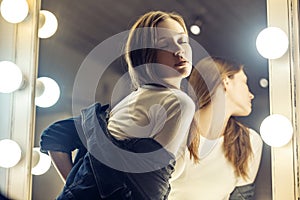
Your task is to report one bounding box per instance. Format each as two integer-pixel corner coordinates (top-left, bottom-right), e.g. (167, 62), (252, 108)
(156, 40), (168, 48)
(178, 36), (189, 44)
(180, 40), (187, 44)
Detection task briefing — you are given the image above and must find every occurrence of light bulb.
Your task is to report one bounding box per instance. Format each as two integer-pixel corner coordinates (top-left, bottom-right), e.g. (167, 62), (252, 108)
(31, 147), (51, 175)
(0, 139), (22, 168)
(260, 114), (293, 147)
(0, 61), (23, 93)
(0, 0), (29, 23)
(259, 78), (269, 88)
(35, 77), (60, 108)
(38, 10), (58, 39)
(190, 25), (201, 35)
(256, 27), (289, 59)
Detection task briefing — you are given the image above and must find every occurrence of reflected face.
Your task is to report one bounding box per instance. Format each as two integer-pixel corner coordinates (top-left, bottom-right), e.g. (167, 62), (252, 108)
(155, 18), (192, 78)
(226, 70), (254, 116)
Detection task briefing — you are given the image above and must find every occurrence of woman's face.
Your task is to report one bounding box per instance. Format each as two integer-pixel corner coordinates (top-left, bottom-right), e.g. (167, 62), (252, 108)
(225, 70), (254, 116)
(154, 18), (192, 79)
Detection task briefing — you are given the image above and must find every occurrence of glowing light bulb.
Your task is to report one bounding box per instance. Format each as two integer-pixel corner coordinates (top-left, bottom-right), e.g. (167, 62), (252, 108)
(190, 25), (201, 35)
(256, 27), (289, 59)
(35, 77), (60, 108)
(0, 0), (29, 23)
(0, 139), (22, 168)
(259, 78), (269, 88)
(32, 147), (51, 175)
(0, 61), (23, 93)
(260, 114), (293, 147)
(38, 10), (58, 39)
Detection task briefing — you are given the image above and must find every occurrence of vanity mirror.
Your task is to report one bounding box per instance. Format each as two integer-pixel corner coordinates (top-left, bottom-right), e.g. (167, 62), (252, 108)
(32, 0), (271, 199)
(3, 0), (300, 199)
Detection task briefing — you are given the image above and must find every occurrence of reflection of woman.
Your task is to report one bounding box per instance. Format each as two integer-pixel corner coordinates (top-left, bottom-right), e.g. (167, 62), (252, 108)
(169, 56), (263, 200)
(40, 11), (195, 199)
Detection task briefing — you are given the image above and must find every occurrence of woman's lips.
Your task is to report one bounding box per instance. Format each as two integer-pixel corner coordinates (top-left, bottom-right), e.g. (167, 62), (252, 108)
(175, 60), (188, 67)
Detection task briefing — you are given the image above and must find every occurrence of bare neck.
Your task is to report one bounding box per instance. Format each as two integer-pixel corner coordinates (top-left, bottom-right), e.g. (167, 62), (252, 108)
(162, 77), (182, 89)
(197, 98), (230, 139)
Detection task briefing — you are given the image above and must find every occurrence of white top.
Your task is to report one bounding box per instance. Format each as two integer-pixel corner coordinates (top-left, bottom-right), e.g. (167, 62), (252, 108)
(107, 85), (195, 158)
(169, 128), (263, 200)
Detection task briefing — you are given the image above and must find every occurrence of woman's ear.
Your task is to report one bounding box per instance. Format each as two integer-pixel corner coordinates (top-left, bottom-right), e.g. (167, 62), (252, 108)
(222, 77), (230, 91)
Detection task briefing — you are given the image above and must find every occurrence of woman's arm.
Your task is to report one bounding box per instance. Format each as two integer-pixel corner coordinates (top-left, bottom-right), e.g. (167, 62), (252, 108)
(40, 116), (86, 182)
(49, 151), (73, 183)
(153, 90), (195, 158)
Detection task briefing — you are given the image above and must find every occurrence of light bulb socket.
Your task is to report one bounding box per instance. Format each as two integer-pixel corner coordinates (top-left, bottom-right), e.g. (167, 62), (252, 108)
(39, 12), (46, 29)
(35, 79), (45, 97)
(31, 149), (40, 168)
(17, 75), (27, 91)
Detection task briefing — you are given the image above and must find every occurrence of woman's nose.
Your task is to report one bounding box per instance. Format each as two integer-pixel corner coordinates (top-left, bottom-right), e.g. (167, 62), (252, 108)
(172, 44), (184, 57)
(250, 92), (254, 99)
(174, 50), (184, 58)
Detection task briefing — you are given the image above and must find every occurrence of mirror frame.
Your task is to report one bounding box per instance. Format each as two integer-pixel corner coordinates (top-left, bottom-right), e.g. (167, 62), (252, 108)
(267, 0), (299, 199)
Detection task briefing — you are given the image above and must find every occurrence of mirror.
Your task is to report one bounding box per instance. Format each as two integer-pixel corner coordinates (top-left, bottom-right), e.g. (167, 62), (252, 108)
(33, 0), (271, 199)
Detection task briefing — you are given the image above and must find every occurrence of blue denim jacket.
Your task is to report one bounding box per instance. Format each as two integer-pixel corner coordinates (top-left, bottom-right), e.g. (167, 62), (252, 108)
(229, 183), (255, 200)
(43, 103), (175, 200)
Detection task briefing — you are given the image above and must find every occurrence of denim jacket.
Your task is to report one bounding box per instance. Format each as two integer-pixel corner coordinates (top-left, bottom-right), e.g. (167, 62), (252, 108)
(229, 183), (255, 200)
(52, 103), (175, 200)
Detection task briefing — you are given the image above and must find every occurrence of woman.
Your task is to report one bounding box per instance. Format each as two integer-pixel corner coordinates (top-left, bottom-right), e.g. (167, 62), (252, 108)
(40, 11), (195, 199)
(169, 56), (263, 200)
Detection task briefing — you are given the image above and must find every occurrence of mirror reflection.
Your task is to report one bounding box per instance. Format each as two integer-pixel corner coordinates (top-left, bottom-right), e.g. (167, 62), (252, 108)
(33, 0), (270, 199)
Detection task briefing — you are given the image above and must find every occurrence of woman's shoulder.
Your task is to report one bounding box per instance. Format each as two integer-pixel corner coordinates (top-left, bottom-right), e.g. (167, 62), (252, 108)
(165, 89), (195, 113)
(139, 87), (195, 110)
(248, 128), (263, 151)
(168, 89), (195, 108)
(248, 128), (262, 141)
(248, 128), (262, 140)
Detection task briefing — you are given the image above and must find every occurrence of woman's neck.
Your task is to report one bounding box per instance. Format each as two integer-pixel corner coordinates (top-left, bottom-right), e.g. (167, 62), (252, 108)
(161, 77), (182, 89)
(197, 102), (230, 139)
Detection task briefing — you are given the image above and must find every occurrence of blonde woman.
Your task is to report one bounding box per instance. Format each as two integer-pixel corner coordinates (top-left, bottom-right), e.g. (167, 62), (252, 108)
(40, 11), (195, 199)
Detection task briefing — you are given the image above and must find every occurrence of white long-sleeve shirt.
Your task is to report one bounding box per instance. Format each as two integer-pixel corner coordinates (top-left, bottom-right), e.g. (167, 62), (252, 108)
(108, 85), (195, 158)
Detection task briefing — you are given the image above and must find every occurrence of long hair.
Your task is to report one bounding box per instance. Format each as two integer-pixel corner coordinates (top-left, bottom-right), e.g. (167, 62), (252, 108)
(188, 56), (253, 179)
(124, 11), (188, 89)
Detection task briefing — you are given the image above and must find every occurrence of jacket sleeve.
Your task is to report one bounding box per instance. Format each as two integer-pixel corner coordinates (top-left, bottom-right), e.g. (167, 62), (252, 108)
(229, 183), (255, 200)
(40, 115), (86, 155)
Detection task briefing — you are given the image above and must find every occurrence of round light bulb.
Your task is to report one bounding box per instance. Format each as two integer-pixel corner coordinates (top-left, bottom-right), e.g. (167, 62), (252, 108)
(256, 27), (289, 59)
(190, 25), (201, 35)
(0, 139), (22, 168)
(35, 77), (60, 108)
(259, 78), (269, 88)
(260, 114), (293, 147)
(38, 10), (58, 39)
(31, 147), (51, 175)
(0, 61), (23, 93)
(0, 0), (29, 23)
